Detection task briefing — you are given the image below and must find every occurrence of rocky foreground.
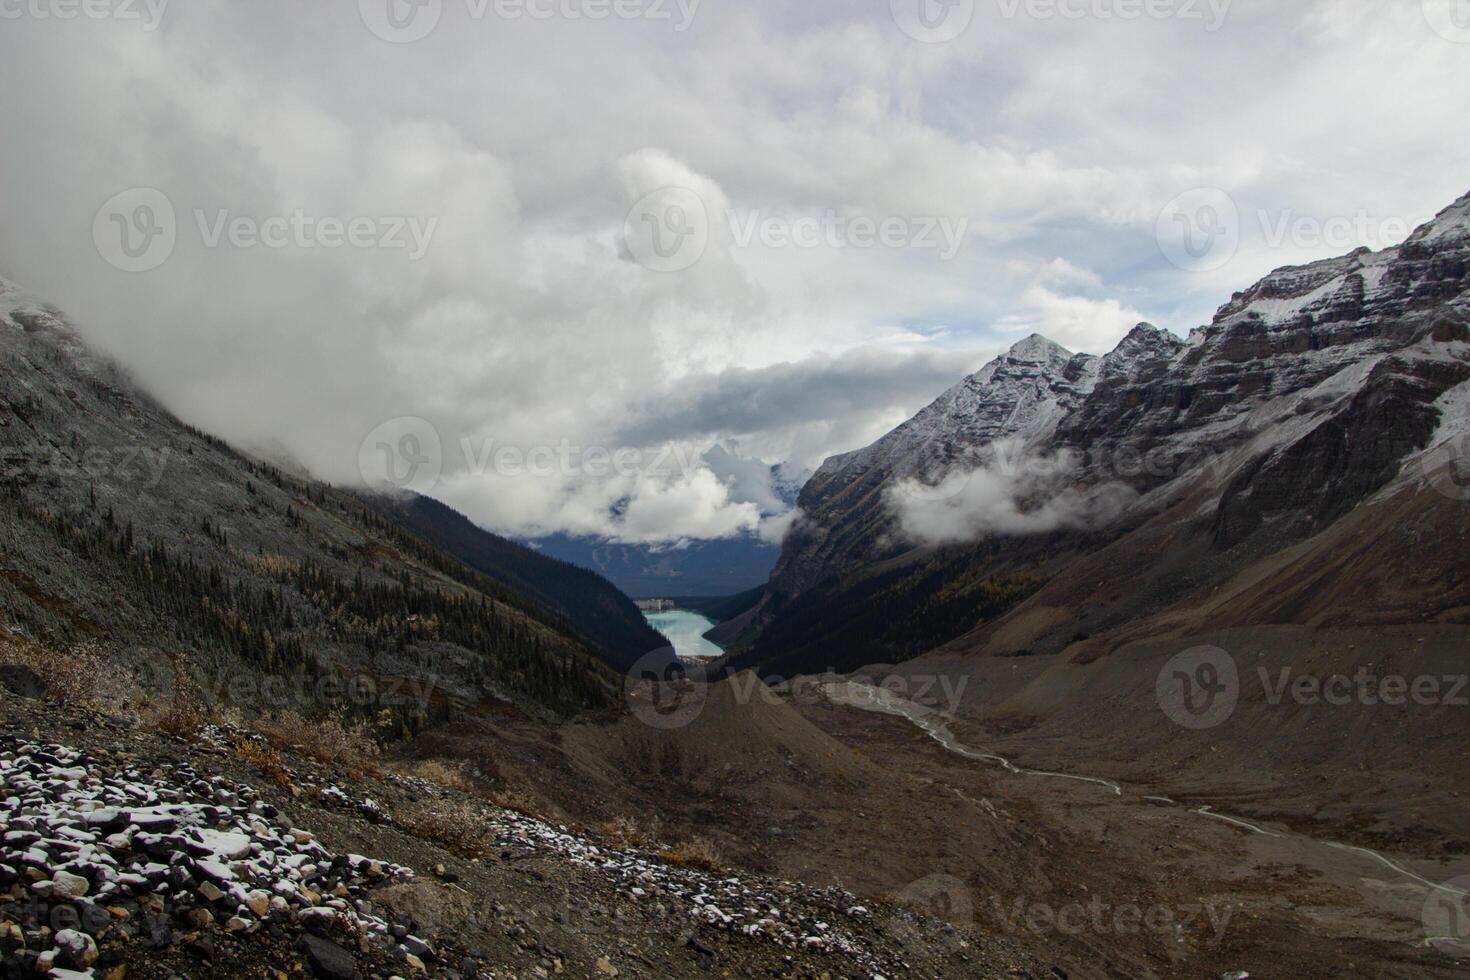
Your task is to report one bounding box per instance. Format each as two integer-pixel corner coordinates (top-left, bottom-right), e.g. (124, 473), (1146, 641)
(0, 683), (1047, 979)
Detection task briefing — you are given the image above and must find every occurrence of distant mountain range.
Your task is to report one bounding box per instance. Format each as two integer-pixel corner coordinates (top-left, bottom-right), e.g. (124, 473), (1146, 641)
(527, 532), (782, 599)
(725, 189), (1470, 678)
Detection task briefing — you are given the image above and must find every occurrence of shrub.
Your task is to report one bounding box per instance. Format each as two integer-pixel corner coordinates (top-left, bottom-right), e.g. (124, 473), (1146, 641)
(657, 838), (723, 873)
(151, 653), (205, 738)
(232, 736), (292, 788)
(256, 710), (379, 774)
(403, 758), (473, 793)
(397, 799), (496, 858)
(599, 815), (661, 850)
(0, 633), (142, 719)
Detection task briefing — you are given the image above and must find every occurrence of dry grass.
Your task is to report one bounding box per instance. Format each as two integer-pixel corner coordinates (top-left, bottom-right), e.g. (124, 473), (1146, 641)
(598, 814), (662, 850)
(483, 786), (547, 820)
(657, 837), (724, 873)
(0, 633), (143, 718)
(397, 798), (497, 858)
(256, 710), (379, 774)
(400, 758), (474, 793)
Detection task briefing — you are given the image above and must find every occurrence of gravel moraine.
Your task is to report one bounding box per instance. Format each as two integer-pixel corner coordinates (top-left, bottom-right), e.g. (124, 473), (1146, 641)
(0, 732), (911, 979)
(0, 735), (420, 978)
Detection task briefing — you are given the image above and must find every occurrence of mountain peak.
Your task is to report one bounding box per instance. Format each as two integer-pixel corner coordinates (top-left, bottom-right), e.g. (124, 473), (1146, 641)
(1004, 333), (1073, 363)
(1407, 187), (1470, 245)
(1115, 321), (1182, 353)
(1096, 322), (1185, 379)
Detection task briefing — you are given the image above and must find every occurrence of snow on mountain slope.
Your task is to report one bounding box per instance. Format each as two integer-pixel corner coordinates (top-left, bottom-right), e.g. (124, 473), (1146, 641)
(741, 188), (1470, 676)
(809, 335), (1098, 492)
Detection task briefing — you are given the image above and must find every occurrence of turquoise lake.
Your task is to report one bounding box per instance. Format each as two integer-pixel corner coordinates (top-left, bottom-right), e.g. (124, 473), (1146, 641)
(644, 609), (724, 660)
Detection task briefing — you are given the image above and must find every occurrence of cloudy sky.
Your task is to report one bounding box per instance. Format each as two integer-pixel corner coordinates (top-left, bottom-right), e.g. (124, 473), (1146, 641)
(2, 0), (1468, 543)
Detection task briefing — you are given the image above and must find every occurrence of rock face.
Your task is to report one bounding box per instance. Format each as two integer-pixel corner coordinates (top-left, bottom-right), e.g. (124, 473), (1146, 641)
(737, 189), (1470, 676)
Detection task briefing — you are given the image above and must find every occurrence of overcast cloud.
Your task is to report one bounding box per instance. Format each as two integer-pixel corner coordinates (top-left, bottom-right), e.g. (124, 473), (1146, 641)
(1, 0), (1467, 543)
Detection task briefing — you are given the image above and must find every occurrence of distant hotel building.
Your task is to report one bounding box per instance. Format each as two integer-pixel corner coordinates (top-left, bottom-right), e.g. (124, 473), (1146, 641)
(635, 599), (674, 612)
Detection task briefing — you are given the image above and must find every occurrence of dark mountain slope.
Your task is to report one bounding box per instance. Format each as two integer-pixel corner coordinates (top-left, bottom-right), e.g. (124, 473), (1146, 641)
(372, 494), (666, 671)
(0, 279), (621, 720)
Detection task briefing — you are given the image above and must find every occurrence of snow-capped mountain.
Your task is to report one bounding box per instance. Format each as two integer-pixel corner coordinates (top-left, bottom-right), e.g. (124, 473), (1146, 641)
(768, 333), (1107, 598)
(732, 189), (1470, 677)
(810, 333), (1101, 488)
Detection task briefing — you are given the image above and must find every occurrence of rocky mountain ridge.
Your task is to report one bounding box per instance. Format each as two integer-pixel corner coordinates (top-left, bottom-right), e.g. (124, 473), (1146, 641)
(732, 188), (1470, 677)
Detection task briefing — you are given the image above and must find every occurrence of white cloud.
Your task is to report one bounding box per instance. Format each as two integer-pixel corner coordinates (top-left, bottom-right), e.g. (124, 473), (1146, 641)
(889, 441), (1135, 545)
(0, 0), (1467, 541)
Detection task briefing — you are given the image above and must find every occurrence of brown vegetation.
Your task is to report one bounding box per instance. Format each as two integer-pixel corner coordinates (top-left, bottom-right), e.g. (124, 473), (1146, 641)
(256, 710), (380, 774)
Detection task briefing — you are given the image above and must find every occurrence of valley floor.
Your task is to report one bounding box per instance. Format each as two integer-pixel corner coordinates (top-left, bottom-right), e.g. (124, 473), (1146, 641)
(790, 691), (1470, 979)
(424, 668), (1470, 980)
